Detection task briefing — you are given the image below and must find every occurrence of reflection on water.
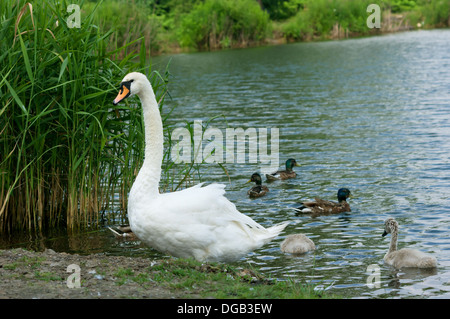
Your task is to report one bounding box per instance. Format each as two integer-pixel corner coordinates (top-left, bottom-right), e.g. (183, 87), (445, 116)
(2, 30), (450, 298)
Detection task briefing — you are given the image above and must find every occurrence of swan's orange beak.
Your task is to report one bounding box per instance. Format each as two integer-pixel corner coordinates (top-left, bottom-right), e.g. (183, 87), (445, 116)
(113, 82), (131, 105)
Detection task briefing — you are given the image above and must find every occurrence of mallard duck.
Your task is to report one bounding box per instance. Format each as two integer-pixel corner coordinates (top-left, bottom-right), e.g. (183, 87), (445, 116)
(294, 188), (351, 215)
(382, 218), (437, 268)
(247, 173), (269, 198)
(280, 234), (315, 254)
(113, 72), (289, 262)
(108, 225), (139, 241)
(265, 158), (300, 181)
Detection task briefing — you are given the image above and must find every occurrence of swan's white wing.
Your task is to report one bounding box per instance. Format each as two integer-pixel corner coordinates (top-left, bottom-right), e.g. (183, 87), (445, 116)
(133, 182), (288, 262)
(158, 183), (278, 235)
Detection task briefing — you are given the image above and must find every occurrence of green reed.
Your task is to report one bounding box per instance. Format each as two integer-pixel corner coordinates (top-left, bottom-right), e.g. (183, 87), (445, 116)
(0, 0), (157, 232)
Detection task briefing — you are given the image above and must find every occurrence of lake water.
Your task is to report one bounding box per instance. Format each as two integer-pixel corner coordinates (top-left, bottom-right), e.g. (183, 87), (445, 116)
(2, 30), (450, 298)
(153, 29), (450, 298)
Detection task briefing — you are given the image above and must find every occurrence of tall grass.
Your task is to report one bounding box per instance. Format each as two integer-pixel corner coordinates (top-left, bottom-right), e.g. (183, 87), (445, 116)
(0, 0), (166, 233)
(82, 0), (164, 57)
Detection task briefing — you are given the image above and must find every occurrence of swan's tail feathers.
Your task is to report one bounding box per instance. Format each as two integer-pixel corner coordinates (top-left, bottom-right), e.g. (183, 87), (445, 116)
(266, 221), (290, 238)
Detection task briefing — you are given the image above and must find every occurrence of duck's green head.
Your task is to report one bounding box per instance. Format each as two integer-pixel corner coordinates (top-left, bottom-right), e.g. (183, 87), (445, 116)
(286, 158), (300, 171)
(249, 173), (263, 185)
(337, 188), (351, 202)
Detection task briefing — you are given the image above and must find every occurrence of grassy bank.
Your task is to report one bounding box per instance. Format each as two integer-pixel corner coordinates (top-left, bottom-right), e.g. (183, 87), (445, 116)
(1, 248), (335, 298)
(83, 0), (449, 55)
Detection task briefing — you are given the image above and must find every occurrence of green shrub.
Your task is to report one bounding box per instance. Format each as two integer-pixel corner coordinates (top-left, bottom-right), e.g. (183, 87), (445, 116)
(261, 0), (306, 20)
(177, 0), (271, 50)
(281, 0), (385, 40)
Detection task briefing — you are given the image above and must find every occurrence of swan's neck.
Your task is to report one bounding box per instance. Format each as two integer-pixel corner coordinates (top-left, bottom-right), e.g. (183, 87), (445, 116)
(389, 228), (398, 253)
(134, 84), (163, 196)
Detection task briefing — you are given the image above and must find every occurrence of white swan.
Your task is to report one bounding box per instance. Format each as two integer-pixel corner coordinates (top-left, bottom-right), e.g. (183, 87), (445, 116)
(382, 218), (437, 269)
(113, 72), (289, 262)
(280, 234), (315, 254)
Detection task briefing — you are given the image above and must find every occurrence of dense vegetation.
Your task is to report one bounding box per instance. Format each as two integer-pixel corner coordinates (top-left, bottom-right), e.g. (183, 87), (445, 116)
(0, 0), (179, 232)
(84, 0), (450, 55)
